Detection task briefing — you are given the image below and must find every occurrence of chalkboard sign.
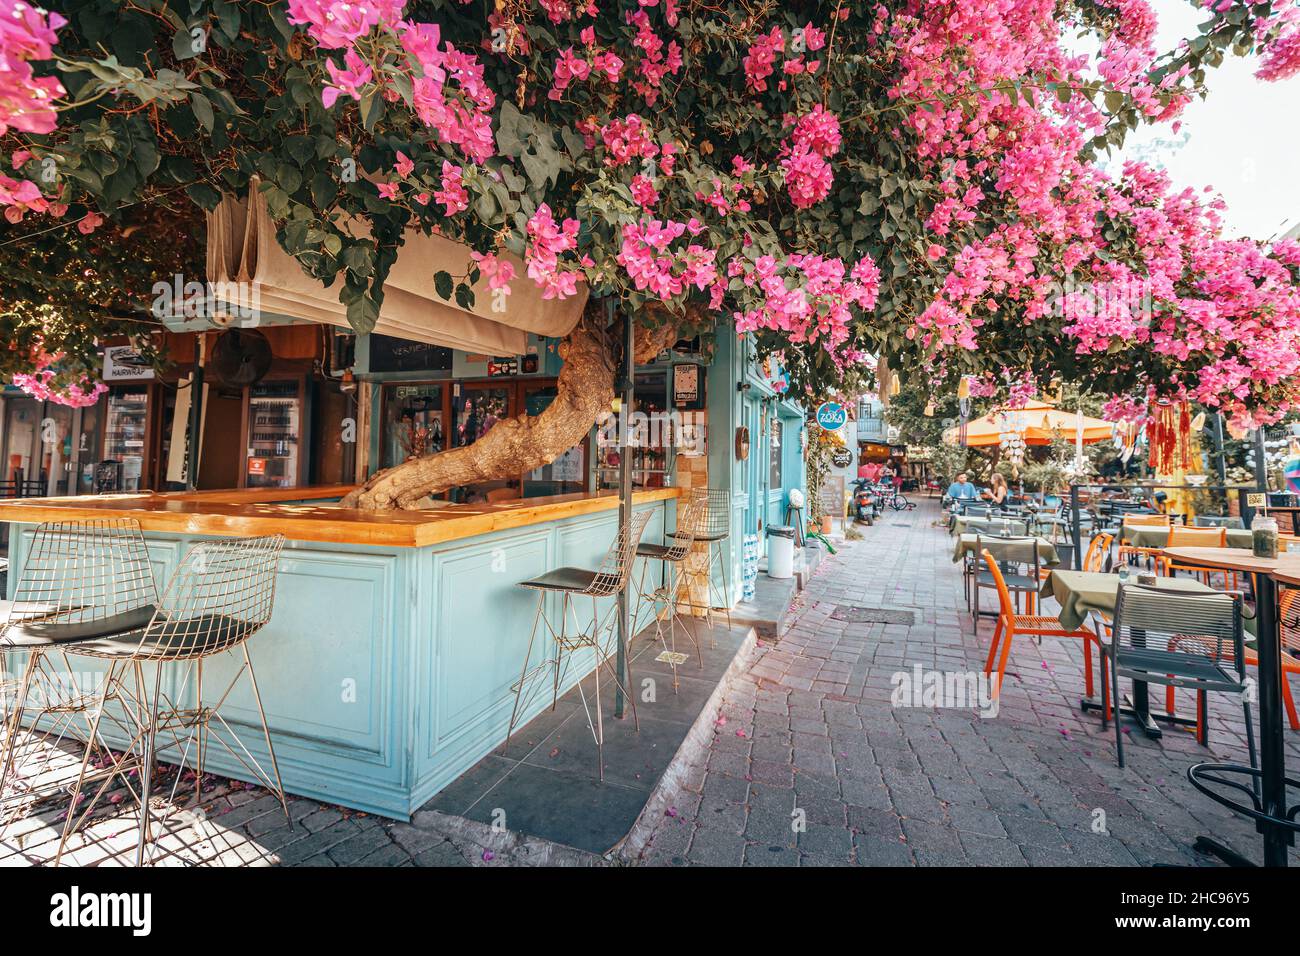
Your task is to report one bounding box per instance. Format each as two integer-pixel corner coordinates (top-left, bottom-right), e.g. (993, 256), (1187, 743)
(819, 475), (845, 530)
(367, 333), (453, 374)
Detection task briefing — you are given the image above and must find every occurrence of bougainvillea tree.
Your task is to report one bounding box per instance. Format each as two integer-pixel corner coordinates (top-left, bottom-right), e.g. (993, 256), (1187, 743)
(0, 0), (1297, 507)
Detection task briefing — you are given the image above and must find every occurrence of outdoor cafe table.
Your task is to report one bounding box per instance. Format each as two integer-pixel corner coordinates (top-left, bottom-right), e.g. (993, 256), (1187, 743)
(952, 533), (1060, 567)
(1120, 525), (1253, 549)
(1164, 547), (1300, 868)
(951, 515), (1026, 537)
(1039, 570), (1214, 738)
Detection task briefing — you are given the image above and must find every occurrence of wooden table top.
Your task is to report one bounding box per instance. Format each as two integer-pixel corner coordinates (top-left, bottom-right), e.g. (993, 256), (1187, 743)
(0, 485), (682, 548)
(1161, 546), (1300, 576)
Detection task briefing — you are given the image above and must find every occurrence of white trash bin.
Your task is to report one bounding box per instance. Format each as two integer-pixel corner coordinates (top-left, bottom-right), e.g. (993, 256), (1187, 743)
(766, 525), (795, 579)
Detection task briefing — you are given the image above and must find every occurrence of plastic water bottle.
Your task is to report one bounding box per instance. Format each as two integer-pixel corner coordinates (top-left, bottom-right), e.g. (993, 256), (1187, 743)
(1117, 563), (1130, 585)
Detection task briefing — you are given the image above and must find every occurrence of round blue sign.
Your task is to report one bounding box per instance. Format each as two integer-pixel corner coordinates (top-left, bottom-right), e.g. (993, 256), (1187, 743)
(815, 402), (847, 430)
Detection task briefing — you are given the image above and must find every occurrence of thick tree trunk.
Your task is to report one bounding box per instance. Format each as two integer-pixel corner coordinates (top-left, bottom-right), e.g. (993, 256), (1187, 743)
(341, 302), (682, 510)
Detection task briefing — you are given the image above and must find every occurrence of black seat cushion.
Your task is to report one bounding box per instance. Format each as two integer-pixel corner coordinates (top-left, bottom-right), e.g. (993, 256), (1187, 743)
(72, 614), (252, 659)
(2, 605), (157, 648)
(636, 542), (676, 560)
(693, 532), (726, 543)
(519, 567), (599, 593)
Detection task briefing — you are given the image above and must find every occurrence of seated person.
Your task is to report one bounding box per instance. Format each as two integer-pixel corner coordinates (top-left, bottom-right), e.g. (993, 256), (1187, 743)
(945, 472), (979, 506)
(983, 473), (1010, 507)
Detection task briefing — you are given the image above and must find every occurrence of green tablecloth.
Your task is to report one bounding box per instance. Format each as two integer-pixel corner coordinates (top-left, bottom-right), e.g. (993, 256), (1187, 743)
(1039, 570), (1214, 631)
(1119, 526), (1253, 549)
(954, 533), (1060, 567)
(951, 515), (1038, 538)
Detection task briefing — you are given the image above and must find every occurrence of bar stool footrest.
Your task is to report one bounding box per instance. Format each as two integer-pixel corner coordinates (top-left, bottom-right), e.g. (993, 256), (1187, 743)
(1187, 762), (1300, 842)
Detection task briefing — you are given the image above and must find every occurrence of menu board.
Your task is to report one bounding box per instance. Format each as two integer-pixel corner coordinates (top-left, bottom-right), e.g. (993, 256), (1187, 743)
(819, 475), (845, 529)
(367, 334), (454, 374)
(673, 363), (705, 409)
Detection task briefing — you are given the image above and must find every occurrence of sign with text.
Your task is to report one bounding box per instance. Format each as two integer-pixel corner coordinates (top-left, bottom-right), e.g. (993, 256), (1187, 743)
(815, 401), (847, 431)
(367, 334), (453, 375)
(673, 363), (704, 409)
(102, 346), (156, 382)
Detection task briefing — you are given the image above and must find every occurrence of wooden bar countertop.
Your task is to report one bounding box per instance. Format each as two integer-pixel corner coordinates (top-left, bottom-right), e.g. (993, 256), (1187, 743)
(0, 485), (682, 548)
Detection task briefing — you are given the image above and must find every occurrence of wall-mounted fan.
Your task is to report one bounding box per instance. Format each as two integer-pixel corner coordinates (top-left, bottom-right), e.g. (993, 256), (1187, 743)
(210, 328), (273, 390)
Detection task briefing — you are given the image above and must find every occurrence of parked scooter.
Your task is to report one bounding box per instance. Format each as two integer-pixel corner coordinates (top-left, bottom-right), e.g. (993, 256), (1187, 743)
(851, 478), (878, 524)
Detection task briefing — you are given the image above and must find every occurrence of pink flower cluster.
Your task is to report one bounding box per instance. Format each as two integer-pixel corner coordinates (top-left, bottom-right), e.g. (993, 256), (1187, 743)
(624, 9), (681, 106)
(744, 23), (826, 92)
(600, 114), (658, 167)
(0, 0), (66, 137)
(432, 161), (468, 215)
(525, 204), (583, 300)
(730, 252), (880, 357)
(287, 1), (496, 163)
(471, 251), (516, 295)
(11, 354), (107, 409)
(549, 33), (623, 100)
(1255, 3), (1300, 82)
(616, 217), (718, 300)
(780, 105), (841, 209)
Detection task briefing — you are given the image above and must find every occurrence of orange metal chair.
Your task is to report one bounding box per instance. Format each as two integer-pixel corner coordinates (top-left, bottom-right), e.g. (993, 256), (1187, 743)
(982, 550), (1100, 700)
(1081, 532), (1114, 573)
(1166, 588), (1300, 733)
(1158, 525), (1230, 585)
(1117, 514), (1170, 569)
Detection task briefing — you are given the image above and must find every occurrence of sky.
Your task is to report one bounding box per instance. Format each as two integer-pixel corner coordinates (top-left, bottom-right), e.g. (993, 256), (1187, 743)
(1108, 2), (1300, 241)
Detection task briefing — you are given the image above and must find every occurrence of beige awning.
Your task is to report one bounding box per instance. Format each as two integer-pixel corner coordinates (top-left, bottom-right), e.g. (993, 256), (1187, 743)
(204, 180), (586, 354)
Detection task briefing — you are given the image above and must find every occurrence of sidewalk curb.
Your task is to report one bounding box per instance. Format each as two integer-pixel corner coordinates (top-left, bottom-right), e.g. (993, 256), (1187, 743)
(610, 625), (761, 863)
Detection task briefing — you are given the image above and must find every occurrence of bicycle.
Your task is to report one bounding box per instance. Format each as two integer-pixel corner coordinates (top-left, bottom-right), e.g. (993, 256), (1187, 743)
(874, 483), (915, 512)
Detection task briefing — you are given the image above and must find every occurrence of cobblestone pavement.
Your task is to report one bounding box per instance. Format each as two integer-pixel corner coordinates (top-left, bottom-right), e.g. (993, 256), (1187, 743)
(632, 499), (1300, 867)
(5, 499), (1298, 867)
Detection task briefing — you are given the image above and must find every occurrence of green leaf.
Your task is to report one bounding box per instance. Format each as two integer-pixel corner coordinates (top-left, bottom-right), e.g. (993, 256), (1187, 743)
(434, 270), (453, 301)
(360, 91), (384, 131)
(189, 91), (215, 132)
(346, 293), (379, 336)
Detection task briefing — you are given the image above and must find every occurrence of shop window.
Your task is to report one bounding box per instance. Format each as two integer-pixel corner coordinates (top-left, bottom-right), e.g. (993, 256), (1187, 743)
(522, 385), (586, 497)
(381, 383), (445, 469)
(453, 386), (510, 448)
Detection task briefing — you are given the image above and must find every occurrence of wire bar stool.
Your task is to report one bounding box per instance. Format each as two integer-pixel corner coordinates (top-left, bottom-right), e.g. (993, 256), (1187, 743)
(672, 488), (733, 639)
(503, 509), (652, 780)
(54, 534), (286, 867)
(1, 519), (158, 824)
(632, 492), (709, 691)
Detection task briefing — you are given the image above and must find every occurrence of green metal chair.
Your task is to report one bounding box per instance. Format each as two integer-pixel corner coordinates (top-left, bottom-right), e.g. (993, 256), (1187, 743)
(1102, 583), (1256, 770)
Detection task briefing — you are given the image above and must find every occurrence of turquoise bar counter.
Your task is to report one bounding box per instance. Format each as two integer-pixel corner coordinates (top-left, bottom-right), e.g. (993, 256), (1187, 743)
(0, 486), (677, 819)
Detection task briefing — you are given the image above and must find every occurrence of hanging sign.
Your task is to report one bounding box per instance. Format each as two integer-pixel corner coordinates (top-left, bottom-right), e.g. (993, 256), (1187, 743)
(815, 402), (847, 431)
(673, 363), (705, 409)
(102, 345), (156, 382)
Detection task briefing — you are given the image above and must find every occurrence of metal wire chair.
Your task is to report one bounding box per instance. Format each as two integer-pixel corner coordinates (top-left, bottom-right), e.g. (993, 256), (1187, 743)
(1, 518), (158, 820)
(54, 534), (286, 867)
(632, 493), (709, 690)
(1102, 584), (1255, 770)
(504, 510), (652, 779)
(972, 533), (1041, 621)
(673, 488), (733, 635)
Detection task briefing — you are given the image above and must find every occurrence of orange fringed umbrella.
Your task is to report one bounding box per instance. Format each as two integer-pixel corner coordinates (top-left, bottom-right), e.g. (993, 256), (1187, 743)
(942, 400), (1117, 447)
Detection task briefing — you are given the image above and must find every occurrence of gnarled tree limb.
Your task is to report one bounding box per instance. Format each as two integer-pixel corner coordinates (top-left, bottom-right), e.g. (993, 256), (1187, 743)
(341, 300), (685, 510)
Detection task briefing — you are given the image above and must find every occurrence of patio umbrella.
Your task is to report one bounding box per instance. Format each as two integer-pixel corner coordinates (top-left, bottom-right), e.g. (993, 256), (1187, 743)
(942, 400), (1116, 447)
